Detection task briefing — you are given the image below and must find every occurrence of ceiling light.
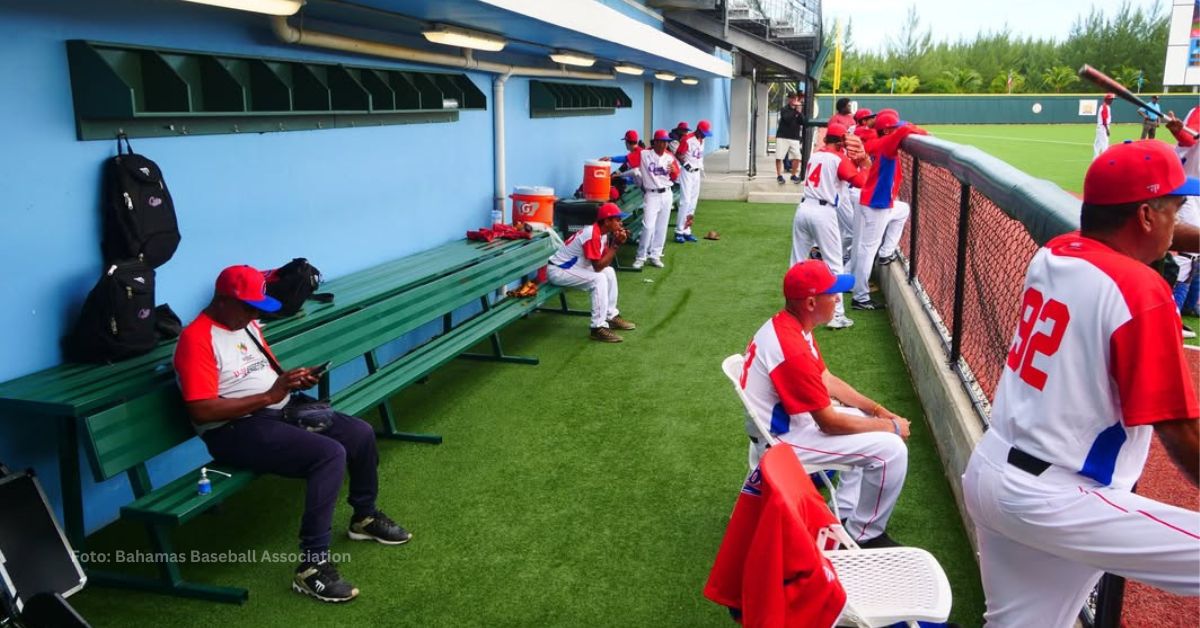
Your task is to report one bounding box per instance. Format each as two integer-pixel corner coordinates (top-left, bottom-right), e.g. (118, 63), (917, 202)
(422, 24), (507, 52)
(549, 50), (596, 67)
(681, 77), (699, 85)
(654, 71), (676, 81)
(181, 0), (304, 16)
(614, 63), (644, 76)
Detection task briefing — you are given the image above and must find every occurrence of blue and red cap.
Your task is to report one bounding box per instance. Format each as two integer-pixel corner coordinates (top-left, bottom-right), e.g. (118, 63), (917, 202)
(784, 260), (854, 299)
(1084, 139), (1200, 205)
(216, 265), (281, 312)
(622, 130), (639, 143)
(652, 129), (671, 142)
(596, 202), (628, 221)
(696, 119), (712, 137)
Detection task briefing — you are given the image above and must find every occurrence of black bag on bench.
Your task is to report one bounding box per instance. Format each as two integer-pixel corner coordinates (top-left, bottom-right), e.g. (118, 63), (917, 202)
(66, 261), (158, 363)
(262, 258), (333, 318)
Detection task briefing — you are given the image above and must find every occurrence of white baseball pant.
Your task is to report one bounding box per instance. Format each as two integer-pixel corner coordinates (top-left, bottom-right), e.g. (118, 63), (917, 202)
(791, 197), (847, 319)
(636, 189), (672, 262)
(963, 431), (1200, 628)
(547, 264), (619, 329)
(1093, 126), (1109, 158)
(878, 200), (910, 259)
(850, 203), (889, 303)
(837, 187), (859, 259)
(780, 407), (909, 543)
(675, 168), (701, 235)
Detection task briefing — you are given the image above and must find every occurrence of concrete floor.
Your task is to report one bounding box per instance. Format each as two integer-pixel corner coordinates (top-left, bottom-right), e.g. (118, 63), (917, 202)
(699, 147), (810, 204)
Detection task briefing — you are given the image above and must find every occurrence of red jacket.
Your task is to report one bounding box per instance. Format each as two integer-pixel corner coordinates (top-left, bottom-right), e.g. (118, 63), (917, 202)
(860, 123), (927, 209)
(704, 446), (847, 628)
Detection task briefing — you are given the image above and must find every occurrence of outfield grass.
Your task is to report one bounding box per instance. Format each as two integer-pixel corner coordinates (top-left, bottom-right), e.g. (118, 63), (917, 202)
(69, 201), (985, 627)
(921, 123), (1199, 345)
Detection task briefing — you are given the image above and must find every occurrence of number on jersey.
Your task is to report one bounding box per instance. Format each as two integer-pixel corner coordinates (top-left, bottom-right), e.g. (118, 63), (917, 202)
(806, 163), (823, 188)
(1005, 287), (1071, 390)
(740, 342), (758, 388)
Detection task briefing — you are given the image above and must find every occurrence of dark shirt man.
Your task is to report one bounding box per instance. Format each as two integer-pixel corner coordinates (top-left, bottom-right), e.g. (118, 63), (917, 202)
(776, 92), (806, 183)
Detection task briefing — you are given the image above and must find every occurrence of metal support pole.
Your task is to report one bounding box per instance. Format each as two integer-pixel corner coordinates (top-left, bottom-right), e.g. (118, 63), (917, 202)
(1091, 574), (1126, 628)
(749, 68), (758, 179)
(950, 183), (971, 363)
(908, 157), (921, 283)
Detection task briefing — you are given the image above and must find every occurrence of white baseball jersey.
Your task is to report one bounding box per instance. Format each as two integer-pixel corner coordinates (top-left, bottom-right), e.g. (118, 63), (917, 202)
(989, 232), (1198, 489)
(1174, 107), (1199, 180)
(740, 311), (831, 437)
(677, 133), (705, 171)
(548, 223), (608, 271)
(634, 148), (677, 191)
(803, 146), (867, 206)
(1096, 102), (1110, 129)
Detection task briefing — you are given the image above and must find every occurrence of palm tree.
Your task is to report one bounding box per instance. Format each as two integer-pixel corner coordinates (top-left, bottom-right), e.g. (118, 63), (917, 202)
(1041, 66), (1078, 93)
(896, 75), (921, 94)
(842, 66), (872, 93)
(988, 70), (1026, 94)
(942, 68), (983, 93)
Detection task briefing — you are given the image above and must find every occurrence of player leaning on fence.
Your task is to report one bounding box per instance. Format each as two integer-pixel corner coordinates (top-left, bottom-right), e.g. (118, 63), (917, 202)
(961, 140), (1200, 628)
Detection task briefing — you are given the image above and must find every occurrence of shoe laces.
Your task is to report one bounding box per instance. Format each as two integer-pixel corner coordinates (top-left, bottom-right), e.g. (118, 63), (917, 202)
(372, 511), (398, 531)
(314, 559), (342, 582)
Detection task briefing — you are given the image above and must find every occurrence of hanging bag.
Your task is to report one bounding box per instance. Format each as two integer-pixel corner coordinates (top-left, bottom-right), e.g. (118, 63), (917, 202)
(101, 134), (181, 268)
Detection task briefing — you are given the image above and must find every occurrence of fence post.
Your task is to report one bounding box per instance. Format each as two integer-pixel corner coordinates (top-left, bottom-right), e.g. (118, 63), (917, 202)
(908, 157), (921, 283)
(1090, 574), (1126, 628)
(950, 183), (971, 363)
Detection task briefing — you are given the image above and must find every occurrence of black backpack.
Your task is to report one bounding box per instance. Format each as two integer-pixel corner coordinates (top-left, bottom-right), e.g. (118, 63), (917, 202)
(262, 258), (333, 318)
(66, 261), (158, 363)
(102, 135), (181, 268)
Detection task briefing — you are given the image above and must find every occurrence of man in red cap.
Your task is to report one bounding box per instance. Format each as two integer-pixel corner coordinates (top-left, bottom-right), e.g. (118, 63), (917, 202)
(547, 202), (636, 342)
(600, 130), (646, 193)
(174, 265), (411, 603)
(792, 122), (870, 329)
(674, 119), (712, 243)
(737, 260), (912, 548)
(850, 109), (927, 310)
(1094, 93), (1115, 158)
(962, 140), (1200, 627)
(627, 129), (680, 269)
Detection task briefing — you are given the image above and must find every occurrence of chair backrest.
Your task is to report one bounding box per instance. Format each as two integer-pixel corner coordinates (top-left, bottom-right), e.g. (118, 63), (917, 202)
(83, 385), (193, 482)
(720, 353), (779, 447)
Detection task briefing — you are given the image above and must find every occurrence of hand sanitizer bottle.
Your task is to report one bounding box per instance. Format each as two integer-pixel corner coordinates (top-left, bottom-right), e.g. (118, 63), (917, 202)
(198, 468), (212, 495)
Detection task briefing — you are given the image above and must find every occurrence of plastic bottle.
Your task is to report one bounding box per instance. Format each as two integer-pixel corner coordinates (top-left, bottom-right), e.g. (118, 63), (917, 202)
(197, 468), (212, 495)
(491, 207), (503, 226)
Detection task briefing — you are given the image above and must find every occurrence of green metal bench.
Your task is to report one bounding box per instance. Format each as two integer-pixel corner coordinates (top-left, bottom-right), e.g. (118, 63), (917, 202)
(0, 233), (567, 604)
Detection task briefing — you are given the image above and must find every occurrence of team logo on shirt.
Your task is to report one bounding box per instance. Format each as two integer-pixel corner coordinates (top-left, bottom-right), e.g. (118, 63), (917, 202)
(236, 342), (248, 353)
(740, 467), (763, 497)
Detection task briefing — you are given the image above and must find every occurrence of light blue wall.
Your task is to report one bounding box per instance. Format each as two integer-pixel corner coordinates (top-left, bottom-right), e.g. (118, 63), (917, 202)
(0, 0), (729, 534)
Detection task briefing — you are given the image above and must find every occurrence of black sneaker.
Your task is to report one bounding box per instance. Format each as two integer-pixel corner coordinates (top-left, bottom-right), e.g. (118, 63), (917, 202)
(790, 174), (802, 184)
(777, 175), (786, 184)
(877, 252), (898, 265)
(293, 559), (359, 603)
(857, 532), (902, 549)
(349, 510), (412, 545)
(851, 299), (886, 311)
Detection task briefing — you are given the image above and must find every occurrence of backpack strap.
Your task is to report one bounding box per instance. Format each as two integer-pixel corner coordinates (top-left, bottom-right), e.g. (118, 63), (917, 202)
(116, 132), (133, 156)
(243, 327), (283, 374)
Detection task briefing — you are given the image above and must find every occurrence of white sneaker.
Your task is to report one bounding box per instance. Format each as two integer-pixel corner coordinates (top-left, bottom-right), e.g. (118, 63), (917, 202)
(630, 258), (645, 270)
(648, 257), (665, 268)
(1183, 324), (1197, 339)
(826, 315), (855, 330)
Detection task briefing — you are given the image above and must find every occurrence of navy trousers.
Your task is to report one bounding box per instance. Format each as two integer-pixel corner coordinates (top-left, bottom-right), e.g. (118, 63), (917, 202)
(201, 411), (379, 559)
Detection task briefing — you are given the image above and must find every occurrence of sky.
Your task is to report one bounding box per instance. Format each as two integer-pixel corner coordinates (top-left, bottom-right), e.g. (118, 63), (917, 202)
(821, 0), (1166, 53)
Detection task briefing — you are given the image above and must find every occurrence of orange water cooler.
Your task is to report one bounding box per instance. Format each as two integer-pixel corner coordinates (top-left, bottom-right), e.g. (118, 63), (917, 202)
(582, 160), (611, 201)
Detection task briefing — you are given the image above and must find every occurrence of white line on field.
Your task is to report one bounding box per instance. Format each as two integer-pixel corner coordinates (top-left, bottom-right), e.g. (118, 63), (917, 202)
(932, 131), (1092, 147)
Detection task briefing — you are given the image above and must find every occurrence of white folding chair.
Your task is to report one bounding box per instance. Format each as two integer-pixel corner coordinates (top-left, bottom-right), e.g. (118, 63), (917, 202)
(720, 354), (952, 627)
(720, 353), (851, 521)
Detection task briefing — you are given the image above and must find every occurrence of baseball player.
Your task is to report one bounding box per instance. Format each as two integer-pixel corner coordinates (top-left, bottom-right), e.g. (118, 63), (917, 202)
(1094, 93), (1114, 158)
(791, 123), (870, 330)
(547, 202), (636, 343)
(837, 109), (878, 258)
(627, 129), (680, 269)
(739, 260), (912, 548)
(962, 140), (1200, 628)
(850, 109), (926, 310)
(1167, 107), (1200, 336)
(674, 120), (711, 243)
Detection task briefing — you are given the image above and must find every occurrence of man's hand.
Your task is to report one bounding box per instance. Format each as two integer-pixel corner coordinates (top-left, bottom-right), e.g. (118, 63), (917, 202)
(612, 228), (629, 245)
(599, 156), (611, 162)
(891, 418), (911, 440)
(1165, 111), (1183, 135)
(267, 368), (316, 404)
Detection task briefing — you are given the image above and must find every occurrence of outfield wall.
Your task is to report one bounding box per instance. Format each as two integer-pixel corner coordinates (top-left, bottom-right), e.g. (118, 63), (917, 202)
(815, 94), (1199, 125)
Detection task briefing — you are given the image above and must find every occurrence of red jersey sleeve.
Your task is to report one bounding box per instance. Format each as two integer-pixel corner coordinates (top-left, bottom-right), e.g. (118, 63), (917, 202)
(769, 355), (831, 415)
(837, 154), (868, 188)
(1173, 108), (1199, 147)
(626, 150), (641, 168)
(582, 227), (605, 261)
(1110, 302), (1200, 426)
(174, 323), (219, 402)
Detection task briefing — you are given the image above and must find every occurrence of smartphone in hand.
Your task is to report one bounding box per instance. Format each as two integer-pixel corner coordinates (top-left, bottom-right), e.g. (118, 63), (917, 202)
(309, 360), (332, 378)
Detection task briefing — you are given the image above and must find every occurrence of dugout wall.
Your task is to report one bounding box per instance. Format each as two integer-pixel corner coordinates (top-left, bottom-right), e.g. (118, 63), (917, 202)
(815, 94), (1199, 124)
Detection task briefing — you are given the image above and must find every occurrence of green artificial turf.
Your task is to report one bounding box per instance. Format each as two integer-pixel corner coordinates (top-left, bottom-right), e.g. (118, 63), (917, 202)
(69, 200), (984, 626)
(920, 123), (1200, 346)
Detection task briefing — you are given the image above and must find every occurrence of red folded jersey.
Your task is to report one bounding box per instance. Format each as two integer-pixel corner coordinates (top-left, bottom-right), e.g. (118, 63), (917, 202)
(704, 446), (846, 628)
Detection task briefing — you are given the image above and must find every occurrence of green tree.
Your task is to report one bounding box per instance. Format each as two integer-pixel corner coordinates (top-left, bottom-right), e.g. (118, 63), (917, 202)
(887, 5), (932, 75)
(841, 66), (873, 93)
(987, 70), (1026, 94)
(1040, 66), (1079, 93)
(895, 75), (921, 94)
(942, 67), (983, 93)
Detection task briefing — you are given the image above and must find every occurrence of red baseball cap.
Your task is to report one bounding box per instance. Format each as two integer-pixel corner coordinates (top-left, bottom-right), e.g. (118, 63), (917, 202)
(825, 123), (848, 140)
(697, 120), (712, 133)
(216, 265), (281, 312)
(1104, 93), (1115, 101)
(652, 129), (671, 142)
(1083, 140), (1200, 205)
(874, 109), (900, 129)
(783, 260), (854, 299)
(622, 130), (639, 143)
(596, 202), (628, 221)
(676, 121), (691, 132)
(853, 108), (874, 122)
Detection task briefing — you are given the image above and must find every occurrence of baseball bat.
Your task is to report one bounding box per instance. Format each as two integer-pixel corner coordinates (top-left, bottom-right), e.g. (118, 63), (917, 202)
(1077, 64), (1200, 139)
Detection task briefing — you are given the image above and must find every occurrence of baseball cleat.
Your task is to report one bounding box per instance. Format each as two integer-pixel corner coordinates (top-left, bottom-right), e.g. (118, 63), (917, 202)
(857, 532), (902, 549)
(851, 299), (886, 311)
(1183, 324), (1197, 339)
(590, 327), (623, 343)
(683, 234), (698, 242)
(607, 316), (636, 330)
(630, 258), (645, 270)
(877, 252), (898, 265)
(674, 234), (686, 243)
(826, 315), (855, 330)
(293, 560), (359, 603)
(647, 257), (665, 268)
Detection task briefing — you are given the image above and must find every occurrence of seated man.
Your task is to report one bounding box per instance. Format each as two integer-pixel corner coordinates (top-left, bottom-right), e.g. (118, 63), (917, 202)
(173, 265), (410, 604)
(738, 261), (911, 547)
(548, 202), (636, 343)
